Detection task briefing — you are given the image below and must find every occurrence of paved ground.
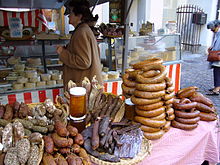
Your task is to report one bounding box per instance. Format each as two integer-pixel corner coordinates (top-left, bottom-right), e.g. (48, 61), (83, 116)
(180, 51), (220, 114)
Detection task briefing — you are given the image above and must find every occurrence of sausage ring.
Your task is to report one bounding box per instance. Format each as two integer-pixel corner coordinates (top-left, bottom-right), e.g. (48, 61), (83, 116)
(140, 125), (161, 133)
(134, 116), (166, 128)
(166, 107), (174, 116)
(150, 112), (166, 120)
(163, 121), (171, 132)
(177, 88), (197, 98)
(136, 101), (164, 111)
(171, 120), (198, 130)
(143, 130), (165, 140)
(135, 106), (165, 118)
(174, 110), (200, 119)
(163, 91), (175, 101)
(165, 98), (174, 105)
(127, 70), (141, 79)
(141, 70), (160, 78)
(196, 103), (215, 113)
(136, 64), (166, 84)
(167, 114), (175, 121)
(166, 86), (175, 94)
(165, 77), (173, 87)
(135, 81), (166, 92)
(190, 92), (213, 106)
(131, 96), (161, 105)
(177, 86), (198, 96)
(175, 116), (200, 124)
(134, 90), (165, 99)
(122, 73), (136, 87)
(132, 57), (163, 69)
(173, 102), (197, 110)
(121, 83), (135, 95)
(199, 112), (217, 121)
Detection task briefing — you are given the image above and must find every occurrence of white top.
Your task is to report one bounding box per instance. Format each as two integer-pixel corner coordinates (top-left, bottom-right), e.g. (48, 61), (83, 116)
(70, 87), (86, 96)
(125, 98), (134, 106)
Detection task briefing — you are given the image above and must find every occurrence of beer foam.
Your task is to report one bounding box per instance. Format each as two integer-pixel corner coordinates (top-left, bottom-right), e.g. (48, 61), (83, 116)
(70, 87), (86, 96)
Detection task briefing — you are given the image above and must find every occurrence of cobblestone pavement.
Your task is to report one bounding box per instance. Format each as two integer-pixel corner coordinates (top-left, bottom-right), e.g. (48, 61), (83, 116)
(180, 51), (220, 114)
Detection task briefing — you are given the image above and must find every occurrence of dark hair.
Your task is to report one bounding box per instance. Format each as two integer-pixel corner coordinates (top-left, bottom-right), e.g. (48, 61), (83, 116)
(69, 0), (93, 23)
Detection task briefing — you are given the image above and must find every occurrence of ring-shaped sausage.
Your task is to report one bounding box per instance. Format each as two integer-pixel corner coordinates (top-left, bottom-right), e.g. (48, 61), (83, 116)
(122, 73), (136, 87)
(134, 90), (165, 99)
(134, 116), (166, 128)
(163, 121), (171, 132)
(135, 106), (165, 118)
(163, 91), (175, 101)
(131, 96), (161, 105)
(132, 57), (163, 69)
(121, 83), (135, 95)
(150, 112), (166, 120)
(199, 112), (217, 121)
(136, 101), (164, 111)
(143, 130), (165, 140)
(171, 120), (198, 130)
(165, 77), (173, 87)
(166, 114), (175, 121)
(173, 102), (197, 110)
(175, 116), (200, 124)
(136, 64), (166, 84)
(140, 125), (161, 133)
(141, 70), (160, 78)
(135, 81), (166, 92)
(174, 110), (200, 119)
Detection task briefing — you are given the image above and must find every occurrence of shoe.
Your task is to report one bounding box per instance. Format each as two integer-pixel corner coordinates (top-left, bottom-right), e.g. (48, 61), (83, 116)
(206, 91), (220, 95)
(208, 88), (214, 91)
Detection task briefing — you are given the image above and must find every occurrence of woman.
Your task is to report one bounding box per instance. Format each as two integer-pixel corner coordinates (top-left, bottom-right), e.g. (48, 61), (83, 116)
(207, 20), (220, 95)
(57, 1), (103, 90)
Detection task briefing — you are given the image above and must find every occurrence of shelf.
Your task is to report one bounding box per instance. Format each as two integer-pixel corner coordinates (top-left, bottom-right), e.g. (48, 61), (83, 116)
(46, 64), (62, 67)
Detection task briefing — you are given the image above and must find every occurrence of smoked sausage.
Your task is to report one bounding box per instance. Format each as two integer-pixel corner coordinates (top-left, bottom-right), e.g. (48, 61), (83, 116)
(143, 130), (165, 140)
(171, 120), (198, 130)
(175, 116), (200, 124)
(131, 96), (161, 105)
(135, 106), (165, 118)
(134, 116), (166, 128)
(174, 110), (200, 119)
(136, 101), (164, 111)
(134, 90), (165, 99)
(135, 81), (166, 92)
(199, 112), (217, 121)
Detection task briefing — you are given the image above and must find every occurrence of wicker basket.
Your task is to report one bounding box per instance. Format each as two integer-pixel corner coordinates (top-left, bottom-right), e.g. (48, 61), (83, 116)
(89, 138), (152, 165)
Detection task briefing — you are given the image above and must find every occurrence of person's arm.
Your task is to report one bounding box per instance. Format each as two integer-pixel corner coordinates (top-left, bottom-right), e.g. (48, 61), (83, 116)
(58, 31), (92, 70)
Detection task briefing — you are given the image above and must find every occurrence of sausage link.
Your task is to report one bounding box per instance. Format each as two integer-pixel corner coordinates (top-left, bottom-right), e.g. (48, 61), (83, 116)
(135, 81), (166, 92)
(175, 116), (200, 124)
(140, 125), (161, 133)
(135, 106), (165, 118)
(122, 73), (136, 87)
(136, 101), (164, 111)
(131, 96), (161, 105)
(134, 116), (166, 128)
(196, 103), (215, 113)
(134, 90), (165, 99)
(190, 92), (213, 106)
(199, 112), (217, 121)
(163, 91), (175, 101)
(143, 130), (165, 140)
(174, 110), (200, 119)
(171, 120), (198, 130)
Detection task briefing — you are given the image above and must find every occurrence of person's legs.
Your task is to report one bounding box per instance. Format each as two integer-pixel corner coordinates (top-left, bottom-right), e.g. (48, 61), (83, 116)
(213, 66), (220, 92)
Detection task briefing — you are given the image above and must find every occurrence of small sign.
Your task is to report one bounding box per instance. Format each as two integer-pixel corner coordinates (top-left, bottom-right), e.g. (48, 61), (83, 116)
(9, 17), (23, 38)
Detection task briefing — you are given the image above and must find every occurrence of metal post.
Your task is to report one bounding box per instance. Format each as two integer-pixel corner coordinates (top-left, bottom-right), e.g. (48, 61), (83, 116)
(41, 40), (47, 73)
(91, 0), (100, 12)
(121, 0), (133, 74)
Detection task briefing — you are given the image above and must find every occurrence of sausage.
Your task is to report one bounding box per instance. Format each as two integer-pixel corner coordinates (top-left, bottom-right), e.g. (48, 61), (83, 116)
(177, 88), (196, 98)
(171, 120), (198, 130)
(135, 81), (166, 92)
(150, 112), (166, 120)
(190, 92), (213, 106)
(134, 116), (166, 128)
(134, 90), (165, 99)
(43, 136), (54, 154)
(141, 70), (160, 78)
(174, 110), (200, 119)
(199, 112), (217, 121)
(122, 73), (136, 87)
(127, 70), (141, 79)
(74, 133), (84, 146)
(136, 65), (167, 84)
(180, 98), (191, 104)
(163, 121), (171, 132)
(3, 104), (13, 120)
(121, 83), (135, 95)
(140, 125), (161, 133)
(177, 86), (198, 96)
(135, 106), (165, 118)
(131, 96), (161, 105)
(143, 130), (165, 140)
(67, 125), (78, 137)
(166, 86), (175, 94)
(196, 103), (215, 113)
(136, 101), (164, 111)
(175, 116), (200, 124)
(167, 114), (175, 121)
(51, 133), (69, 148)
(173, 102), (197, 110)
(165, 98), (174, 105)
(54, 120), (69, 137)
(166, 107), (174, 116)
(163, 91), (175, 100)
(164, 77), (173, 87)
(91, 118), (100, 150)
(132, 57), (163, 69)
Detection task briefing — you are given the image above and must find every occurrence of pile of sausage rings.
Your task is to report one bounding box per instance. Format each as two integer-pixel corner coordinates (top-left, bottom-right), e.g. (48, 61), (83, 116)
(121, 58), (217, 140)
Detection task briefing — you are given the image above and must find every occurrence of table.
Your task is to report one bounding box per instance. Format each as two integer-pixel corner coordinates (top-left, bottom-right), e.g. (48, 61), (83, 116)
(140, 120), (220, 165)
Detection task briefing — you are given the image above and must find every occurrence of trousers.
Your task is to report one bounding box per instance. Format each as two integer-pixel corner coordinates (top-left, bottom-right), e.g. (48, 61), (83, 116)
(213, 66), (220, 87)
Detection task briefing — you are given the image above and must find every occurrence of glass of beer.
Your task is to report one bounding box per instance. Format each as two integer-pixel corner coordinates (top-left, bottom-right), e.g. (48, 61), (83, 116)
(69, 87), (87, 132)
(125, 98), (135, 121)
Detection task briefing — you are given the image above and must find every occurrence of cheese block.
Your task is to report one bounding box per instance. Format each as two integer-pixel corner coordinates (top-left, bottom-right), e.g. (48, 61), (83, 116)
(29, 76), (40, 83)
(25, 71), (38, 78)
(56, 79), (63, 84)
(25, 82), (36, 88)
(108, 71), (120, 80)
(17, 77), (28, 84)
(41, 74), (51, 81)
(51, 73), (62, 80)
(13, 83), (24, 90)
(47, 80), (56, 86)
(36, 81), (46, 87)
